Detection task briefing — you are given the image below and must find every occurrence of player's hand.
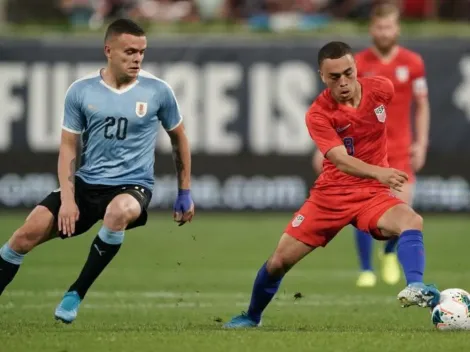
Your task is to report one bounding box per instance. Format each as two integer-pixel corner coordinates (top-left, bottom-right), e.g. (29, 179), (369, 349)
(376, 168), (408, 192)
(173, 189), (195, 226)
(410, 143), (427, 172)
(58, 198), (79, 237)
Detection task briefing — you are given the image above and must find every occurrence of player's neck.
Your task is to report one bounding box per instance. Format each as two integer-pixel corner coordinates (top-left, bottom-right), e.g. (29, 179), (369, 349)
(342, 81), (362, 108)
(372, 45), (399, 64)
(100, 68), (137, 90)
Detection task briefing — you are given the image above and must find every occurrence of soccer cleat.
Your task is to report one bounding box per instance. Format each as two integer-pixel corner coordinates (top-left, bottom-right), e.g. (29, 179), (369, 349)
(54, 291), (82, 324)
(397, 282), (440, 308)
(356, 271), (377, 288)
(223, 312), (260, 329)
(381, 253), (401, 285)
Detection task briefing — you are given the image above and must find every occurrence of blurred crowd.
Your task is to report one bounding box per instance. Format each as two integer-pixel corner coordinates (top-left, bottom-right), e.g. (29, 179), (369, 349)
(4, 0), (470, 29)
(57, 0), (470, 27)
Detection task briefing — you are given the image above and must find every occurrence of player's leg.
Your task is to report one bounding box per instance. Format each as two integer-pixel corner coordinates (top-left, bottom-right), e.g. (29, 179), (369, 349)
(1, 181), (100, 298)
(380, 182), (414, 285)
(313, 149), (376, 289)
(224, 196), (343, 328)
(55, 188), (149, 323)
(0, 206), (58, 295)
(380, 157), (415, 285)
(315, 148), (376, 289)
(354, 227), (376, 287)
(376, 203), (439, 308)
(355, 182), (414, 288)
(224, 233), (314, 328)
(357, 193), (439, 308)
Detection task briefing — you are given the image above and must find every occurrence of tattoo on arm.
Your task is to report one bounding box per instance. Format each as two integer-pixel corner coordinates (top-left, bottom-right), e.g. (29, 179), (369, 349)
(171, 139), (190, 190)
(68, 158), (76, 193)
(173, 147), (184, 174)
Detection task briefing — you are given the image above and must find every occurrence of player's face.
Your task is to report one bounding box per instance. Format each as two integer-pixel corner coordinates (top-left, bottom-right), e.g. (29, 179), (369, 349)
(370, 14), (400, 53)
(105, 33), (147, 81)
(320, 54), (358, 103)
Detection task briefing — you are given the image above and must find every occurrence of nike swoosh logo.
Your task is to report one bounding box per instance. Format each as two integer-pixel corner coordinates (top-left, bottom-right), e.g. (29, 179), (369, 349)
(336, 124), (351, 133)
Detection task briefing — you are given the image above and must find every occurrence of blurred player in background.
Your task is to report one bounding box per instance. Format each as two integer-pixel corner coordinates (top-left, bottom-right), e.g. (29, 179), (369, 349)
(224, 41), (439, 329)
(312, 3), (430, 288)
(0, 19), (195, 323)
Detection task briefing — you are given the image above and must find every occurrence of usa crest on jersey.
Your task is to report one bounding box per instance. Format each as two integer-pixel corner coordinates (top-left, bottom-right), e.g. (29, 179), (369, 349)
(292, 214), (304, 227)
(135, 102), (147, 118)
(395, 66), (409, 83)
(374, 105), (387, 123)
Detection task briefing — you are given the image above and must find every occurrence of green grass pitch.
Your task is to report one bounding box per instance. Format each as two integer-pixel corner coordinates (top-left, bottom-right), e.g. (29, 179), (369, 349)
(0, 212), (469, 351)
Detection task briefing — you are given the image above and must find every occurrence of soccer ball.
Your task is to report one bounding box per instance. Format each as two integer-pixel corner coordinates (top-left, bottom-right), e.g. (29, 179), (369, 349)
(431, 288), (470, 331)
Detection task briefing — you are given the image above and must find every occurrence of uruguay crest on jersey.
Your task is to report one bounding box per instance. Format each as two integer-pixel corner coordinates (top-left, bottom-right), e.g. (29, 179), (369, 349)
(374, 104), (387, 123)
(135, 101), (147, 118)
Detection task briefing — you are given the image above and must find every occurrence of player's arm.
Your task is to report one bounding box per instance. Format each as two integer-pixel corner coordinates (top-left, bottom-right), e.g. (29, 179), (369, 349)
(326, 146), (407, 191)
(159, 82), (194, 225)
(306, 110), (407, 191)
(414, 95), (430, 148)
(312, 149), (325, 175)
(159, 84), (191, 191)
(411, 57), (430, 171)
(326, 146), (381, 179)
(167, 124), (191, 191)
(57, 130), (79, 202)
(306, 110), (378, 178)
(58, 83), (84, 236)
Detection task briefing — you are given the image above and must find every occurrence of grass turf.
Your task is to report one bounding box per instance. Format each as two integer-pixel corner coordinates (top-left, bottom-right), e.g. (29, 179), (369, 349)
(0, 212), (469, 351)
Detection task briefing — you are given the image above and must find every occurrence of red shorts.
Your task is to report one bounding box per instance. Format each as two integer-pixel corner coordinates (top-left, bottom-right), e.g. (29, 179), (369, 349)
(388, 155), (415, 184)
(284, 188), (404, 248)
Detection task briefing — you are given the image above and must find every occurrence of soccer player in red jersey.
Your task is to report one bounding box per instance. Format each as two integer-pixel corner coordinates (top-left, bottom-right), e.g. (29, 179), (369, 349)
(313, 3), (430, 288)
(224, 41), (439, 329)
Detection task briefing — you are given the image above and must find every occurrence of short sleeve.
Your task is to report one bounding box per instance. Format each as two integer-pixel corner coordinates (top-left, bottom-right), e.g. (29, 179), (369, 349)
(411, 55), (428, 97)
(305, 109), (343, 156)
(62, 83), (85, 134)
(373, 76), (395, 105)
(158, 83), (183, 131)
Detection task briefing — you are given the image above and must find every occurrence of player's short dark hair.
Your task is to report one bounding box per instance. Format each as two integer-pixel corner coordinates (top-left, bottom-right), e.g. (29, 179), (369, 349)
(104, 19), (145, 42)
(317, 41), (353, 67)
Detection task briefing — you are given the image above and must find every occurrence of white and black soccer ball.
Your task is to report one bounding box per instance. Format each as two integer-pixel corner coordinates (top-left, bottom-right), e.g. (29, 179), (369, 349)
(431, 288), (470, 331)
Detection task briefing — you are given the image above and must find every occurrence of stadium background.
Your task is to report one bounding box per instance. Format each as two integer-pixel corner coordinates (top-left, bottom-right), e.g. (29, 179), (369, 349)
(0, 1), (470, 351)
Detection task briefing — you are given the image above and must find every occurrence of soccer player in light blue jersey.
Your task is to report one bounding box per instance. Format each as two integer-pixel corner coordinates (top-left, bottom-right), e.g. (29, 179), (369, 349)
(0, 19), (195, 323)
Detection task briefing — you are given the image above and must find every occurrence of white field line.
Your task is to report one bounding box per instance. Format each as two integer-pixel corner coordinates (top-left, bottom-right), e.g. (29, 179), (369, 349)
(3, 290), (397, 301)
(0, 290), (398, 310)
(4, 290), (249, 299)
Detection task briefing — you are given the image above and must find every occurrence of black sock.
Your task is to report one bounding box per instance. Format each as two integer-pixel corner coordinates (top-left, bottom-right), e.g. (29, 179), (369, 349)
(68, 235), (121, 299)
(0, 258), (21, 295)
(0, 243), (25, 296)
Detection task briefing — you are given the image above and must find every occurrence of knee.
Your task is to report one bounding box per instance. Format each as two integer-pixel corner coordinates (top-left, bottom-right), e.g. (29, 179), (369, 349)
(401, 213), (423, 232)
(10, 227), (40, 254)
(104, 201), (138, 231)
(266, 253), (292, 277)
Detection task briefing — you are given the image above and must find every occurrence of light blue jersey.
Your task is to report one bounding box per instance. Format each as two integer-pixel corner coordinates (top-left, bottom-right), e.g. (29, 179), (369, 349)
(62, 69), (182, 190)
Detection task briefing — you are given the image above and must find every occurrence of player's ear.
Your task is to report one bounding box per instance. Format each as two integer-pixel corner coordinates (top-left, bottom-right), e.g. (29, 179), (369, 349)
(318, 70), (326, 84)
(104, 44), (111, 60)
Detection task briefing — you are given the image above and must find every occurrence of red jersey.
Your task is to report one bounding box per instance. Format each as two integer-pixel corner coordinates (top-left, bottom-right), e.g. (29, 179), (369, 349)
(306, 76), (394, 193)
(355, 46), (428, 159)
